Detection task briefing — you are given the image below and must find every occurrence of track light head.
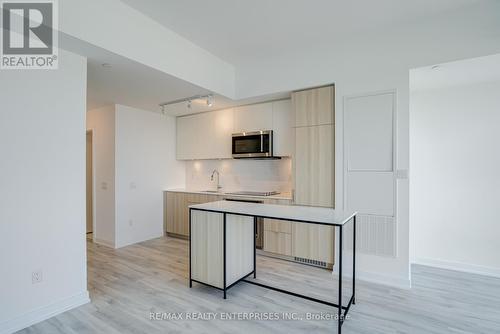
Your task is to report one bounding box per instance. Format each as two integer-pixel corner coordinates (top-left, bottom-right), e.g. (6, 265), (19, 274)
(206, 94), (214, 107)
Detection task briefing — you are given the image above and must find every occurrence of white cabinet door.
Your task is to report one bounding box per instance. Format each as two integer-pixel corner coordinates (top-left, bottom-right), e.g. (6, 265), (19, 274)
(177, 114), (198, 160)
(212, 108), (234, 159)
(233, 102), (273, 133)
(177, 112), (215, 160)
(272, 100), (293, 157)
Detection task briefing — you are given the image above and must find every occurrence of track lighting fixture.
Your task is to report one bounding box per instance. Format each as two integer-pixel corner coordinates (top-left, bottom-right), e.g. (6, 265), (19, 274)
(159, 93), (215, 111)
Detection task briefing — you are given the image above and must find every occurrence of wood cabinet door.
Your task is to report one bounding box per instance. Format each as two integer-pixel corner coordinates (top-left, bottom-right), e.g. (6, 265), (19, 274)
(292, 85), (334, 127)
(264, 219), (292, 234)
(264, 231), (292, 256)
(165, 192), (188, 236)
(174, 193), (189, 236)
(292, 224), (335, 264)
(294, 124), (334, 207)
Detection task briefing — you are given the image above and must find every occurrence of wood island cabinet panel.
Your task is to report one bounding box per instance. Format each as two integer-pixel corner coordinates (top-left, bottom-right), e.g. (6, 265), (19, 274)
(226, 214), (254, 286)
(190, 210), (224, 288)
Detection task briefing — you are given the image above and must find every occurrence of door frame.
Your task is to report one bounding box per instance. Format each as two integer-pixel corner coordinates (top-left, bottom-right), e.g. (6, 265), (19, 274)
(86, 129), (96, 240)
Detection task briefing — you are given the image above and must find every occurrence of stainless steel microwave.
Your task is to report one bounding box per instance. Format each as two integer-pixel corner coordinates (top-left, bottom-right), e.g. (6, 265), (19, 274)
(232, 130), (273, 158)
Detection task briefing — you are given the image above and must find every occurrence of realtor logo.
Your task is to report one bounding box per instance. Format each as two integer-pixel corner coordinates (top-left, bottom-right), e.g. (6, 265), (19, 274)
(1, 0), (58, 69)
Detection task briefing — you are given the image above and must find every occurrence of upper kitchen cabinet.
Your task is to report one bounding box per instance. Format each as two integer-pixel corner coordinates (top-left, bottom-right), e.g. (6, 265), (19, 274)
(292, 85), (334, 127)
(212, 108), (234, 159)
(177, 99), (293, 160)
(272, 100), (293, 157)
(177, 113), (203, 160)
(233, 103), (273, 133)
(177, 109), (234, 160)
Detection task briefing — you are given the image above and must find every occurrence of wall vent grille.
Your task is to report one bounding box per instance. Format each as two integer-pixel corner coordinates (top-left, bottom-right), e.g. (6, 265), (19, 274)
(345, 214), (397, 257)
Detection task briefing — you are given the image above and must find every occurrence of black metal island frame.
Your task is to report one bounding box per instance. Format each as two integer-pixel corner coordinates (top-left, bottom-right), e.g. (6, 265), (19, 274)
(188, 200), (357, 333)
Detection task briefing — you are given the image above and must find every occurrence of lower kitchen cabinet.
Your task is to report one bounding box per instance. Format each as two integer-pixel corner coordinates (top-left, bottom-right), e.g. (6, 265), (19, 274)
(264, 230), (292, 256)
(292, 224), (335, 266)
(165, 191), (334, 268)
(164, 191), (221, 237)
(165, 192), (188, 236)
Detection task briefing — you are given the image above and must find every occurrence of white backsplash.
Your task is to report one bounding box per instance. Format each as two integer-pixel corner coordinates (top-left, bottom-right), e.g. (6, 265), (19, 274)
(185, 158), (292, 193)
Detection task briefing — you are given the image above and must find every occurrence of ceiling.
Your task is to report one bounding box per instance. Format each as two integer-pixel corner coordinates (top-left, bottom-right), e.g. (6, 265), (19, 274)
(68, 0), (490, 114)
(410, 53), (500, 92)
(120, 0), (481, 66)
(60, 33), (210, 112)
(62, 33), (289, 115)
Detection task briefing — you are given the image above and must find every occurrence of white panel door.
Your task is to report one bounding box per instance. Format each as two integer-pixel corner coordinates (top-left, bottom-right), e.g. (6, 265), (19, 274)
(346, 93), (394, 171)
(344, 92), (396, 256)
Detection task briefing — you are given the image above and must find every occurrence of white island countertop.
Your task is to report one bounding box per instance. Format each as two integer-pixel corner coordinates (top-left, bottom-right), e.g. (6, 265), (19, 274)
(189, 200), (356, 226)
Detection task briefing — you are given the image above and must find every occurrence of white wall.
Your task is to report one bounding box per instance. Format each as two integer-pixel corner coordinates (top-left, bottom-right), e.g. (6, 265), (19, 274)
(185, 158), (292, 194)
(0, 50), (89, 333)
(86, 106), (116, 247)
(410, 80), (500, 277)
(114, 105), (185, 248)
(229, 2), (500, 288)
(86, 104), (184, 249)
(60, 0), (235, 98)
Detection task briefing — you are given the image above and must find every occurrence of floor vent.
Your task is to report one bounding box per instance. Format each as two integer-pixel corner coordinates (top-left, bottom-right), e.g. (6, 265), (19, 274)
(294, 257), (329, 268)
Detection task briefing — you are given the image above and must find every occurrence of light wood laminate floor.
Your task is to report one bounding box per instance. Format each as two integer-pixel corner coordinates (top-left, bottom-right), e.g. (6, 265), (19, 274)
(18, 237), (500, 334)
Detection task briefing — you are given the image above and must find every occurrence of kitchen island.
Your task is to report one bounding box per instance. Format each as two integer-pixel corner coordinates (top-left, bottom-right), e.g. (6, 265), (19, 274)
(189, 200), (357, 333)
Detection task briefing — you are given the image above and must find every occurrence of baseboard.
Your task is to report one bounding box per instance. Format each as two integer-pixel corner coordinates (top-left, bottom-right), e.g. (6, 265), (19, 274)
(332, 267), (411, 289)
(356, 270), (412, 289)
(413, 257), (500, 278)
(0, 290), (90, 334)
(93, 237), (116, 249)
(114, 233), (163, 249)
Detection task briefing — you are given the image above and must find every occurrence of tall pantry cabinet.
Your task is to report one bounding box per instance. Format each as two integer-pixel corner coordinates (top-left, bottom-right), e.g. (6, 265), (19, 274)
(291, 85), (335, 266)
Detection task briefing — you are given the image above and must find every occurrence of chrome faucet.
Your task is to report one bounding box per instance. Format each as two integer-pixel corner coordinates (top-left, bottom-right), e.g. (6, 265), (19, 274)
(211, 169), (222, 191)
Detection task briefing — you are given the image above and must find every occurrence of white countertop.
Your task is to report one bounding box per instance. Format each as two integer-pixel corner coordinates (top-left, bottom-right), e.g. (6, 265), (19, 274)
(165, 188), (293, 201)
(189, 200), (356, 226)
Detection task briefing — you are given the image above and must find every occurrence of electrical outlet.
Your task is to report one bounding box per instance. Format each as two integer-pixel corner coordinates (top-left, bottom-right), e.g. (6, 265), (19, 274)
(128, 219), (133, 227)
(32, 270), (43, 284)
